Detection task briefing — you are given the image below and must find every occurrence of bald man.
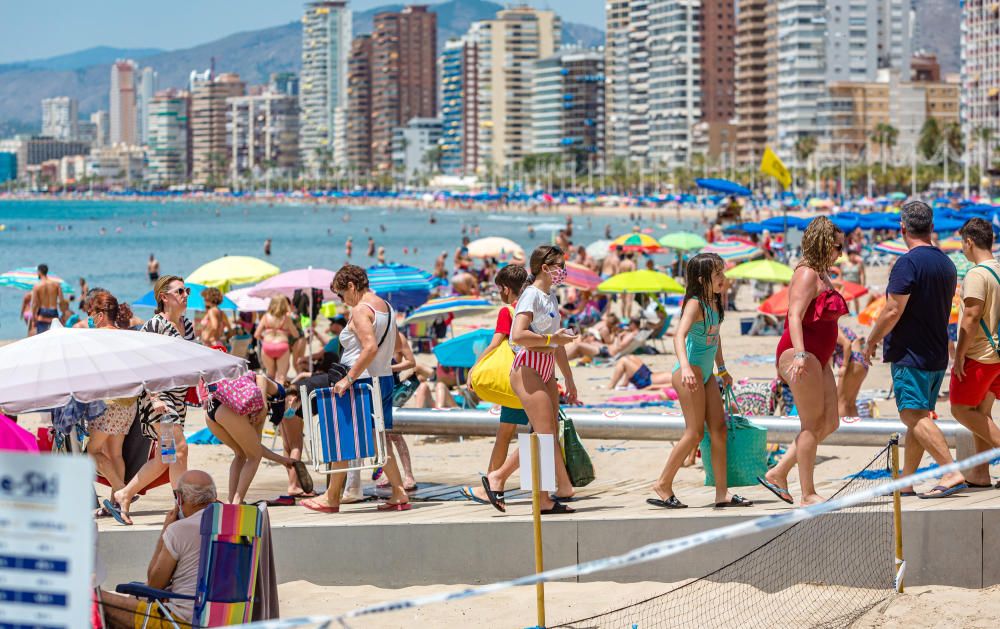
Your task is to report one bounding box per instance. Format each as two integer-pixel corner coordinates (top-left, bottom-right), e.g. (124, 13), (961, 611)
(100, 470), (217, 628)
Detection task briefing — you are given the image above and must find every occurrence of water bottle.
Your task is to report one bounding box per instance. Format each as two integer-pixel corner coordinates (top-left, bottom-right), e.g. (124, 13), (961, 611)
(159, 413), (177, 464)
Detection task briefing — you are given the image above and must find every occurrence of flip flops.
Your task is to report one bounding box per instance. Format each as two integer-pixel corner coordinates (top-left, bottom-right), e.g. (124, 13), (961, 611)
(376, 502), (412, 511)
(301, 498), (339, 514)
(102, 499), (132, 526)
(461, 486), (491, 505)
(265, 495), (296, 507)
(647, 496), (687, 509)
(541, 501), (575, 515)
(291, 461), (314, 495)
(918, 483), (968, 499)
(715, 495), (754, 508)
(756, 476), (794, 505)
(480, 476), (506, 513)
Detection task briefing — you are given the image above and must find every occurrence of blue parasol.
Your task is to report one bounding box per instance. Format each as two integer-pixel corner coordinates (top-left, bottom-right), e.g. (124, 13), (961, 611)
(367, 263), (434, 310)
(133, 282), (237, 310)
(695, 178), (752, 197)
(432, 329), (495, 369)
(761, 216), (811, 232)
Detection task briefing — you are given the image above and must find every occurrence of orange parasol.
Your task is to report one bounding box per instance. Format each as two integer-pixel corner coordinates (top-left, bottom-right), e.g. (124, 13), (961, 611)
(759, 281), (869, 317)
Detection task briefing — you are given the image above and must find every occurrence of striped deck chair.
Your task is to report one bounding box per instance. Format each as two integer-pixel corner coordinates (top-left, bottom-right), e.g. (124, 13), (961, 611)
(301, 380), (389, 474)
(115, 503), (264, 628)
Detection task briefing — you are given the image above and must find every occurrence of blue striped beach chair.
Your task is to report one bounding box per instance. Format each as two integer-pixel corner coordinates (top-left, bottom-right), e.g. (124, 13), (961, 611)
(301, 379), (389, 474)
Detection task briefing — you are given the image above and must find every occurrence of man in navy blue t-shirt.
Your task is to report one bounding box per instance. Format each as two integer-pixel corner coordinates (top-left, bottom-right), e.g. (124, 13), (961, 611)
(865, 200), (967, 498)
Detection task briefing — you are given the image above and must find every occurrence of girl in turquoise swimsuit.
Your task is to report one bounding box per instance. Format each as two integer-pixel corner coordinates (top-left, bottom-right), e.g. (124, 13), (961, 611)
(648, 253), (753, 510)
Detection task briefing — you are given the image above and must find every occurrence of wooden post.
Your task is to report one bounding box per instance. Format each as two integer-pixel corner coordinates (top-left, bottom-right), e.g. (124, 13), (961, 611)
(530, 433), (546, 627)
(890, 434), (904, 593)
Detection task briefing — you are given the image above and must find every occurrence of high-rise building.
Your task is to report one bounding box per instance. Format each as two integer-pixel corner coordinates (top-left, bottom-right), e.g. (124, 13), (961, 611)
(475, 7), (561, 172)
(190, 73), (245, 185)
(734, 0), (778, 165)
(604, 0), (631, 162)
(700, 0), (736, 125)
(347, 35), (374, 175)
(9, 136), (90, 179)
(228, 91), (301, 181)
(392, 117), (442, 180)
(110, 60), (138, 145)
(146, 90), (190, 185)
(90, 111), (110, 148)
(270, 72), (300, 96)
(370, 6), (438, 172)
(0, 152), (16, 184)
(300, 1), (352, 174)
(439, 36), (480, 175)
(41, 97), (79, 141)
(531, 49), (605, 164)
(138, 67), (159, 145)
(962, 1), (1000, 167)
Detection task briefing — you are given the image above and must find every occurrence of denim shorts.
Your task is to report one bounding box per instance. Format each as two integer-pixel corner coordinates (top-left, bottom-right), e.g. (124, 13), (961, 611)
(891, 364), (945, 412)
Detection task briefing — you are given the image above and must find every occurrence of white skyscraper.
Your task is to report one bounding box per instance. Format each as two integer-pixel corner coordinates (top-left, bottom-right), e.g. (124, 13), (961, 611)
(300, 1), (352, 174)
(961, 0), (1000, 168)
(647, 0), (701, 166)
(41, 96), (78, 140)
(138, 67), (159, 145)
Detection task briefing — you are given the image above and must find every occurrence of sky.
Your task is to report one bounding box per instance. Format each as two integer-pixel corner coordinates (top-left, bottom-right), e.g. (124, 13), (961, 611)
(0, 0), (605, 64)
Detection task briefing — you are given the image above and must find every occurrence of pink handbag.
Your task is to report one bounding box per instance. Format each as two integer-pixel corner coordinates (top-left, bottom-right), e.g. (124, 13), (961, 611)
(212, 373), (265, 416)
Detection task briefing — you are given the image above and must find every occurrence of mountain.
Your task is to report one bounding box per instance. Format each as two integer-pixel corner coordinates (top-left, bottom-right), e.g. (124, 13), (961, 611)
(0, 0), (604, 127)
(0, 46), (163, 73)
(912, 0), (960, 76)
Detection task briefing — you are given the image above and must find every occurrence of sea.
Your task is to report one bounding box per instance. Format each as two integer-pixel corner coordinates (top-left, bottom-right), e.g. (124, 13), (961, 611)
(0, 199), (701, 339)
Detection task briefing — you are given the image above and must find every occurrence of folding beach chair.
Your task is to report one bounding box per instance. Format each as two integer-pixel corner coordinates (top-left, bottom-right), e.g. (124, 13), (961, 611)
(612, 329), (652, 361)
(115, 502), (264, 628)
(300, 379), (389, 475)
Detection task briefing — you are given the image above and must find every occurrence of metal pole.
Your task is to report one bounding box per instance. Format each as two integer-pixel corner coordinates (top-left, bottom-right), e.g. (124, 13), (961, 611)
(530, 433), (545, 628)
(890, 433), (904, 593)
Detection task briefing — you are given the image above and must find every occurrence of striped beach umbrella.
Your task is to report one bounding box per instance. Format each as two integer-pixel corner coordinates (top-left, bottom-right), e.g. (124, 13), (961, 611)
(565, 263), (602, 291)
(939, 237), (963, 252)
(0, 267), (74, 293)
(367, 263), (434, 309)
(403, 296), (497, 324)
(874, 238), (908, 256)
(701, 239), (762, 262)
(610, 233), (663, 253)
(948, 251), (974, 279)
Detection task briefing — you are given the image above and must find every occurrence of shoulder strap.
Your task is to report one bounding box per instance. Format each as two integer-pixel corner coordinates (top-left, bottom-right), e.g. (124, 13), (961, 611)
(973, 264), (1000, 356)
(376, 303), (394, 349)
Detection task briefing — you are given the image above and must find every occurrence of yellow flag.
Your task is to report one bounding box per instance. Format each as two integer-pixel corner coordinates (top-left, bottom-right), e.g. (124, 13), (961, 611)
(760, 147), (791, 190)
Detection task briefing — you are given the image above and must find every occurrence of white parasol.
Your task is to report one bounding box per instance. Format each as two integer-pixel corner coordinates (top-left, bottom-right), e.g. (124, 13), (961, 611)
(0, 322), (246, 414)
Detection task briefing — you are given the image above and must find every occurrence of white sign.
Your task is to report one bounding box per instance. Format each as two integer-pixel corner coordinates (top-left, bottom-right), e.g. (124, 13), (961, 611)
(518, 433), (556, 492)
(0, 452), (95, 628)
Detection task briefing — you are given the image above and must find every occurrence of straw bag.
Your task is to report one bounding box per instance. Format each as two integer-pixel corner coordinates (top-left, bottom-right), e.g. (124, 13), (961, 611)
(468, 341), (523, 409)
(702, 386), (768, 487)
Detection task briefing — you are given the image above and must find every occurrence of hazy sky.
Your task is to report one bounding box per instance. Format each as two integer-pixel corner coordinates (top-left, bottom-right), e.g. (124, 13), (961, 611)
(0, 0), (605, 63)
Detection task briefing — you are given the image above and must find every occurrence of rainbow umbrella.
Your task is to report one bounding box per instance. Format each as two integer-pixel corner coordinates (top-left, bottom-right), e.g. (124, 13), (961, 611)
(404, 296), (497, 324)
(939, 237), (963, 252)
(701, 239), (761, 261)
(565, 262), (602, 291)
(874, 238), (908, 256)
(610, 233), (663, 253)
(0, 267), (74, 293)
(658, 232), (707, 251)
(725, 259), (794, 284)
(598, 270), (684, 294)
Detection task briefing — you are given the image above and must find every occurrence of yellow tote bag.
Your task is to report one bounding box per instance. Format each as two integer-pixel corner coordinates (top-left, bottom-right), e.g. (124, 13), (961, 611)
(468, 341), (523, 409)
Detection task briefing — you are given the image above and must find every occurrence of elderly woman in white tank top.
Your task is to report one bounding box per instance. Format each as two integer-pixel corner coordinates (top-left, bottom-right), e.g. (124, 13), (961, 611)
(301, 265), (411, 514)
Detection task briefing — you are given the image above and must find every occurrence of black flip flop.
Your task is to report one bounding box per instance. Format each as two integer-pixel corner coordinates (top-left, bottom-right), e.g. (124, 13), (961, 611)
(715, 495), (754, 508)
(541, 501), (575, 515)
(292, 461), (314, 495)
(966, 482), (993, 488)
(646, 496), (687, 509)
(102, 499), (131, 526)
(899, 491), (917, 497)
(480, 476), (505, 513)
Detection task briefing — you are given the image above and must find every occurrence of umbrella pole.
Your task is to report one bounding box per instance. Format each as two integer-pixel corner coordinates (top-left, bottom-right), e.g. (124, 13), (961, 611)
(308, 293), (314, 374)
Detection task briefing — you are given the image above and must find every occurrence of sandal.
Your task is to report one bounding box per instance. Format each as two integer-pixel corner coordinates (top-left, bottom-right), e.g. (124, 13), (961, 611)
(301, 498), (339, 514)
(291, 461), (314, 495)
(480, 476), (506, 513)
(646, 496), (687, 509)
(103, 499), (133, 525)
(376, 502), (412, 511)
(715, 495), (754, 508)
(460, 486), (490, 505)
(265, 495), (296, 507)
(541, 501), (575, 515)
(756, 476), (794, 505)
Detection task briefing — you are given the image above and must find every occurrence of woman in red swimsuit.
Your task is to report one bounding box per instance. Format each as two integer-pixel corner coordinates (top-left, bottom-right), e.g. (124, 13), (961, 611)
(758, 217), (848, 506)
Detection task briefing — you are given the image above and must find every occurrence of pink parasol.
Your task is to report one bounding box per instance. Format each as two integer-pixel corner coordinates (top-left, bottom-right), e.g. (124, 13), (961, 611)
(248, 267), (338, 301)
(0, 414), (39, 453)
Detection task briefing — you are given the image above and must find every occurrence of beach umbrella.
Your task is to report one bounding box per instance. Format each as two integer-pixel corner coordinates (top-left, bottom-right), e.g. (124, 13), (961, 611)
(829, 213), (860, 232)
(808, 198), (835, 209)
(761, 216), (810, 232)
(404, 296), (497, 324)
(0, 267), (74, 293)
(658, 232), (707, 251)
(467, 237), (524, 260)
(874, 238), (908, 256)
(725, 259), (794, 284)
(249, 267), (337, 300)
(888, 192), (907, 201)
(565, 262), (602, 291)
(939, 237), (964, 252)
(701, 239), (762, 262)
(610, 233), (663, 253)
(0, 414), (39, 453)
(432, 329), (494, 369)
(760, 281), (869, 316)
(598, 270), (684, 294)
(724, 222), (767, 235)
(224, 287), (271, 312)
(188, 256), (280, 291)
(585, 240), (613, 259)
(695, 178), (752, 197)
(948, 251), (974, 278)
(0, 322), (246, 414)
(858, 296), (886, 326)
(367, 263), (434, 309)
(133, 282), (238, 311)
(932, 217), (967, 233)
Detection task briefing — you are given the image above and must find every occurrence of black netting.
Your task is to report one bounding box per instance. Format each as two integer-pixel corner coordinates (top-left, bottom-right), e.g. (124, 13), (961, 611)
(553, 444), (896, 629)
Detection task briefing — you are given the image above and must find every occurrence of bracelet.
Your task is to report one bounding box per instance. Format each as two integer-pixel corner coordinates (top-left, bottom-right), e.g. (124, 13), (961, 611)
(717, 364), (727, 373)
(718, 368), (729, 376)
(794, 351), (808, 360)
(345, 374), (354, 385)
(545, 334), (551, 346)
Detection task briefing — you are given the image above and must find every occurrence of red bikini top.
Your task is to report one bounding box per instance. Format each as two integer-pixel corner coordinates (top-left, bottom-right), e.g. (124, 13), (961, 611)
(808, 289), (849, 324)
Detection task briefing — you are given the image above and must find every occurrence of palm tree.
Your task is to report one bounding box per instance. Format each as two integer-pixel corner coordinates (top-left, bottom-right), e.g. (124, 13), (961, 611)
(918, 118), (942, 161)
(871, 123), (899, 174)
(976, 126), (995, 174)
(943, 121), (964, 156)
(794, 136), (818, 189)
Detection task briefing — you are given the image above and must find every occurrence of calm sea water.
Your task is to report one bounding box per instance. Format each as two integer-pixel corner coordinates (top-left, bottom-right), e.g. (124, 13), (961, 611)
(0, 199), (700, 339)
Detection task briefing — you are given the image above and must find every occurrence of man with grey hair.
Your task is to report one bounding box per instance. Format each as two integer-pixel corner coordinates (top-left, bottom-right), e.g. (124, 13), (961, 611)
(101, 470), (218, 628)
(865, 200), (968, 498)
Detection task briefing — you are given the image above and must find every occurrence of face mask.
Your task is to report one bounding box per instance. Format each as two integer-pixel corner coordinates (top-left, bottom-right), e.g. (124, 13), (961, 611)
(548, 266), (567, 286)
(283, 407), (296, 419)
(87, 317), (95, 328)
(175, 494), (185, 519)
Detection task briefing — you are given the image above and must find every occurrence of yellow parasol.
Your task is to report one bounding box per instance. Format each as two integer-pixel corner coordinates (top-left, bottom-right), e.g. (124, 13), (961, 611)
(598, 270), (684, 294)
(187, 256), (280, 291)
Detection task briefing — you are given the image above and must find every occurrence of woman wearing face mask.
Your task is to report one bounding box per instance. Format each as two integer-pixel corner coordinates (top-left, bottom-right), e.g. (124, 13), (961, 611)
(480, 245), (579, 515)
(110, 275), (196, 525)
